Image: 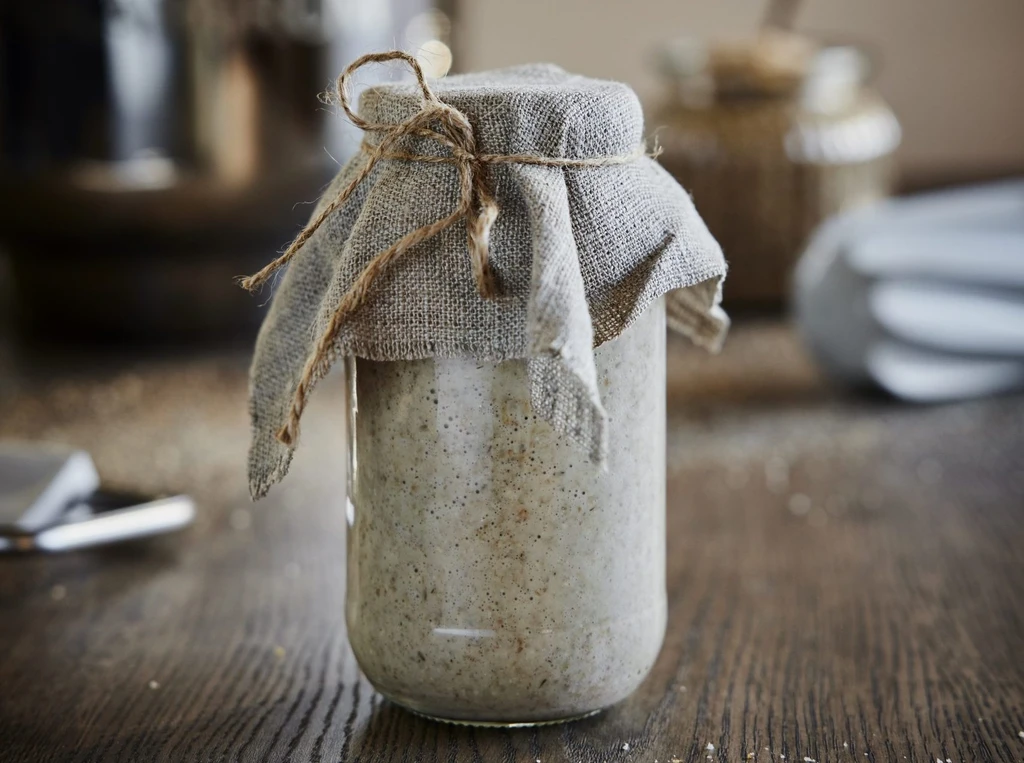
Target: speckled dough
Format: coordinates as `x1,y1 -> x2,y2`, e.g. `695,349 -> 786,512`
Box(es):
345,301 -> 667,724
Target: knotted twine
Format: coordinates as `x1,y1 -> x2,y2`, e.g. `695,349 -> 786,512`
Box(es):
241,51 -> 651,447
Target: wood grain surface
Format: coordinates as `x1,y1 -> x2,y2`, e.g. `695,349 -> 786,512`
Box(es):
0,324 -> 1022,763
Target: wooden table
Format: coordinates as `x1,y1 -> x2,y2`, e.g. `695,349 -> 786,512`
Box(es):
1,324 -> 1022,762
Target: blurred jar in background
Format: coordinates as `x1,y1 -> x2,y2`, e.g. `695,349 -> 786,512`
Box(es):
652,30 -> 901,309
0,0 -> 448,344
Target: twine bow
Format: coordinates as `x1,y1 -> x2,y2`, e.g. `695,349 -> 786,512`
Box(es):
241,50 -> 649,447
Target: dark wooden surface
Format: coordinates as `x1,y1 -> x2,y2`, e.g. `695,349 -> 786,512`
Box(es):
1,324 -> 1022,763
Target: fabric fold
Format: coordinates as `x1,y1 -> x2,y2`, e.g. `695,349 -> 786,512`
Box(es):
512,163 -> 607,463
247,157 -> 371,499
567,157 -> 729,351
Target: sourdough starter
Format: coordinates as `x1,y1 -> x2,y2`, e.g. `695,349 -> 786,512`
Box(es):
345,301 -> 667,724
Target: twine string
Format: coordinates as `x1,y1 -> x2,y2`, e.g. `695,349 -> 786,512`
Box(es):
240,50 -> 649,447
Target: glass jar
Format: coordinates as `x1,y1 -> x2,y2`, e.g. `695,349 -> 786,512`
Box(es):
652,37 -> 901,307
345,299 -> 667,725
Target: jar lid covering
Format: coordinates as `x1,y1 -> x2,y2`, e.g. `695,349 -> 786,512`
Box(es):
246,54 -> 728,499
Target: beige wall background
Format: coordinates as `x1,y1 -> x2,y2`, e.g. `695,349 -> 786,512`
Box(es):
457,0 -> 1024,179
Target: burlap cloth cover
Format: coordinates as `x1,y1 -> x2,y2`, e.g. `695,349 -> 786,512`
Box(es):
247,61 -> 728,499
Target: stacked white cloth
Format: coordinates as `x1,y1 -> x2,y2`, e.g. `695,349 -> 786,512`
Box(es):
794,180 -> 1024,401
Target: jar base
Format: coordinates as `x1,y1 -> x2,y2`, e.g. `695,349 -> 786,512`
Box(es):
398,702 -> 603,728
